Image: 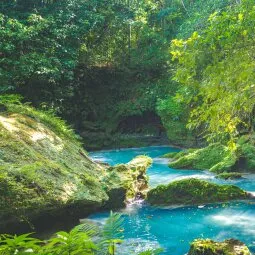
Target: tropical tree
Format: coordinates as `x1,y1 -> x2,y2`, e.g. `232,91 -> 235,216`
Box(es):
171,0 -> 255,145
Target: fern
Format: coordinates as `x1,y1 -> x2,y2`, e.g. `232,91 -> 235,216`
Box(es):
0,233 -> 42,255
98,211 -> 124,255
0,213 -> 163,255
42,224 -> 97,255
102,211 -> 124,240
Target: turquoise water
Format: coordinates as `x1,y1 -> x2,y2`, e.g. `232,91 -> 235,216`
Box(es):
89,146 -> 255,254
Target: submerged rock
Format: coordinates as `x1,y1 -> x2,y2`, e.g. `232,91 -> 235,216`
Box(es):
188,239 -> 251,255
0,102 -> 152,232
147,178 -> 249,206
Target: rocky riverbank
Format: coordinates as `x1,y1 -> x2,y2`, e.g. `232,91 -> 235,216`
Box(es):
0,101 -> 152,233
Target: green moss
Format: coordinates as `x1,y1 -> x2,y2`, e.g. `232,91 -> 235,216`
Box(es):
0,95 -> 79,143
0,105 -> 111,229
162,149 -> 196,160
210,152 -> 237,173
216,172 -> 243,180
239,141 -> 255,172
147,178 -> 248,206
162,152 -> 179,158
188,239 -> 251,255
128,155 -> 153,172
103,156 -> 152,208
166,136 -> 255,173
108,164 -> 129,172
168,143 -> 236,173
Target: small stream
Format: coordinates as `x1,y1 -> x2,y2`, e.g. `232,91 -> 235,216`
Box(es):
89,146 -> 255,255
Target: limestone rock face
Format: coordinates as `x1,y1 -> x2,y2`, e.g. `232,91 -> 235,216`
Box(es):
0,103 -> 152,232
147,178 -> 248,206
188,239 -> 251,255
103,156 -> 152,208
0,110 -> 108,232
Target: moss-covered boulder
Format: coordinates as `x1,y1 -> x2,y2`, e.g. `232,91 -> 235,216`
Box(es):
0,99 -> 152,232
188,239 -> 251,255
216,172 -> 243,180
147,179 -> 248,206
0,102 -> 109,231
167,136 -> 255,173
103,156 -> 152,208
168,143 -> 237,173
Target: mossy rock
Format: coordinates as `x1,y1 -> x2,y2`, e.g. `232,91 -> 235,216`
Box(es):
103,155 -> 152,208
168,137 -> 255,174
216,172 -> 243,180
168,143 -> 237,173
0,102 -> 153,232
147,178 -> 248,206
127,155 -> 153,172
162,149 -> 196,160
188,239 -> 251,255
0,107 -> 110,231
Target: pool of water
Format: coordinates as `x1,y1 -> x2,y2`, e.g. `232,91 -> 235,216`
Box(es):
89,146 -> 255,254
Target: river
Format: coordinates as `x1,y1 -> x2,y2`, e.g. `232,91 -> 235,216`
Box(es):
89,146 -> 255,254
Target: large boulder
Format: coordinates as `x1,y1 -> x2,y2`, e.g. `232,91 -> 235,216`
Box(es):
0,104 -> 108,232
0,101 -> 152,232
147,178 -> 249,206
188,239 -> 251,255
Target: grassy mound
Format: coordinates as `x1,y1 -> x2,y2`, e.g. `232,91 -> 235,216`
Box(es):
147,178 -> 248,206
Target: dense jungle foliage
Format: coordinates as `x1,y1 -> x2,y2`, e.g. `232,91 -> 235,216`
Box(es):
1,0 -> 255,254
3,0 -> 254,149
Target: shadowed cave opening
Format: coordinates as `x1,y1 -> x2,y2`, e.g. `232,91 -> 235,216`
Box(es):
117,111 -> 165,136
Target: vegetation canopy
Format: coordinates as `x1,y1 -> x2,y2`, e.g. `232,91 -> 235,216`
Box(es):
1,0 -> 255,254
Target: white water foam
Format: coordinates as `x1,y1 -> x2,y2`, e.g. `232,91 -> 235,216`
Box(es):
211,212 -> 255,235
153,157 -> 171,164
116,238 -> 161,255
249,191 -> 255,197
